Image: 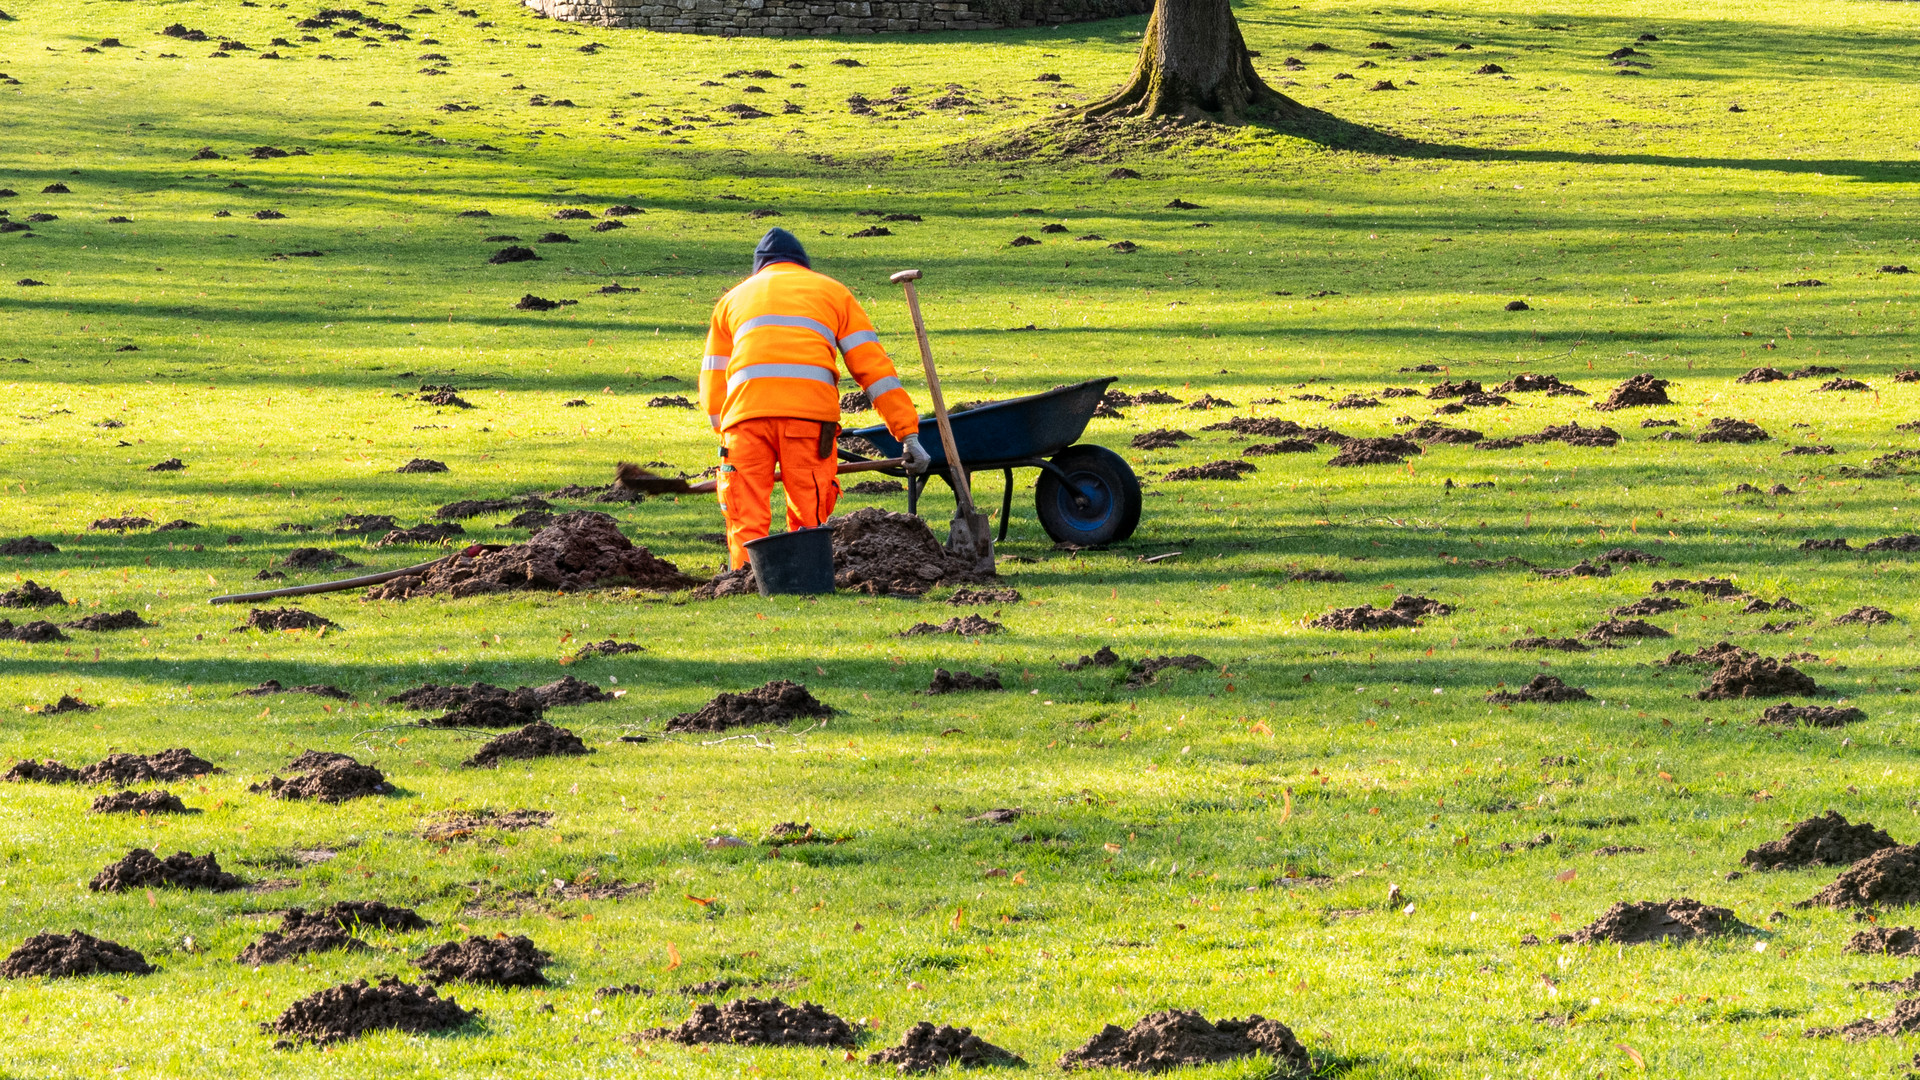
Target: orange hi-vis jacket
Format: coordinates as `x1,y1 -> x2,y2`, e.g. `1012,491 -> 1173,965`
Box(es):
699,262 -> 919,439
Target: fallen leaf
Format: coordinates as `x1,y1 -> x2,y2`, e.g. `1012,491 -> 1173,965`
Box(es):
686,894 -> 714,907
1554,869 -> 1577,883
665,942 -> 682,971
1617,1043 -> 1645,1069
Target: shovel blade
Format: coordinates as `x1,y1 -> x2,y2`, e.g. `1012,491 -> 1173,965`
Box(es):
946,512 -> 995,574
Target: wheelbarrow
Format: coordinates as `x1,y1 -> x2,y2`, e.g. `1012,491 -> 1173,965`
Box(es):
842,376 -> 1142,548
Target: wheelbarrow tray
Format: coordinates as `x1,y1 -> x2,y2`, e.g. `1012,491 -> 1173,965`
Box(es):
845,376 -> 1116,468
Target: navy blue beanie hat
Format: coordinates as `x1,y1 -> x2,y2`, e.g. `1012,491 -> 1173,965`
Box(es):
752,227 -> 811,273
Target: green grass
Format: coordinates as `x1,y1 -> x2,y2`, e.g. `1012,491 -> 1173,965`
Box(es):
4,0 -> 1920,1075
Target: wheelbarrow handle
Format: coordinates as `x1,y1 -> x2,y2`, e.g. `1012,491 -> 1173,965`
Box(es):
684,456 -> 904,495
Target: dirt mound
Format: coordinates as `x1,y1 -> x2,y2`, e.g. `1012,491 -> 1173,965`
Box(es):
0,618 -> 66,642
1865,536 -> 1920,553
1310,605 -> 1419,630
1697,417 -> 1770,444
419,808 -> 552,842
90,517 -> 156,531
64,610 -> 150,632
237,910 -> 371,965
1737,366 -> 1791,383
1848,926 -> 1920,956
1063,645 -> 1121,670
1509,637 -> 1589,651
397,458 -> 449,473
1613,596 -> 1688,616
641,997 -> 857,1047
236,607 -> 338,632
1806,997 -> 1920,1040
869,1022 -> 1026,1073
422,692 -> 546,729
1059,1010 -> 1309,1074
282,547 -> 357,570
1534,559 -> 1610,578
90,849 -> 244,892
806,508 -> 993,597
848,479 -> 903,495
1244,440 -> 1317,455
1663,642 -> 1754,667
530,675 -> 614,706
0,580 -> 64,606
1199,417 -> 1302,437
333,514 -> 398,536
1742,812 -> 1898,870
0,537 -> 61,555
1583,618 -> 1671,642
926,669 -> 1003,694
1164,460 -> 1255,480
366,511 -> 693,599
1129,428 -> 1191,450
1426,379 -> 1482,399
1801,845 -> 1920,909
948,586 -> 1019,605
5,759 -> 81,783
1494,373 -> 1586,395
1652,577 -> 1745,598
571,639 -> 644,660
1536,421 -> 1620,447
1405,421 -> 1483,445
1593,373 -> 1672,410
665,681 -> 833,734
1802,538 -> 1852,551
262,976 -> 477,1046
414,934 -> 549,986
376,524 -> 465,546
321,900 -> 429,931
79,749 -> 215,786
463,722 -> 590,768
1835,605 -> 1895,625
1328,393 -> 1380,410
1757,702 -> 1865,727
250,755 -> 392,802
900,615 -> 1003,636
1486,675 -> 1592,703
1,931 -> 154,978
1820,377 -> 1873,392
1553,898 -> 1750,944
236,680 -> 350,699
1126,655 -> 1214,688
388,682 -> 516,710
1697,655 -> 1820,700
91,789 -> 188,814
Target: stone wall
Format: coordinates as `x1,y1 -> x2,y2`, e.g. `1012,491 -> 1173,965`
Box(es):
522,0 -> 1151,37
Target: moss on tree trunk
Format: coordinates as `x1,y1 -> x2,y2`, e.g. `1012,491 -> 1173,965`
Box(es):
1084,0 -> 1304,124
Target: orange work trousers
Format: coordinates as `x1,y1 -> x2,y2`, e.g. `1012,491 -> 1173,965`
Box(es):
716,416 -> 841,571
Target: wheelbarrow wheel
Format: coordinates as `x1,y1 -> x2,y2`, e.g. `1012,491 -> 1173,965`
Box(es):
1034,445 -> 1140,546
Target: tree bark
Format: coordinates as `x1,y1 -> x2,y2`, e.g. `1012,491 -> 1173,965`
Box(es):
1083,0 -> 1302,124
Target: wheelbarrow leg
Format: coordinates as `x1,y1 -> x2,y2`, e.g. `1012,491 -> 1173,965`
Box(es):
998,468 -> 1013,542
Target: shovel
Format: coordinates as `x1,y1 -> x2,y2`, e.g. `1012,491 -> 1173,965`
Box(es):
889,268 -> 993,573
615,457 -> 904,496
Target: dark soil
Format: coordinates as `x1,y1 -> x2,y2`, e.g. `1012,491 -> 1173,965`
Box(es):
376,524 -> 465,546
1864,535 -> 1920,553
90,517 -> 156,531
42,695 -> 93,714
1757,702 -> 1866,727
423,692 -> 546,730
1599,546 -> 1667,563
848,479 -> 903,494
1509,637 -> 1589,651
235,607 -> 338,632
571,639 -> 644,660
237,909 -> 372,965
91,789 -> 189,814
1406,421 -> 1483,445
78,749 -> 215,786
1128,428 -> 1191,450
334,514 -> 398,536
1243,441 -> 1317,458
1804,998 -> 1920,1040
282,547 -> 359,571
900,615 -> 1004,636
1697,655 -> 1820,700
1494,373 -> 1586,395
1583,618 -> 1672,642
1,931 -> 154,978
463,722 -> 590,768
665,680 -> 833,733
1737,366 -> 1791,384
414,934 -> 550,986
1537,421 -> 1620,447
64,610 -> 150,632
261,976 -> 477,1046
236,680 -> 351,699
1288,569 -> 1348,583
1663,642 -> 1755,667
1802,846 -> 1920,909
1485,675 -> 1592,703
0,537 -> 61,555
0,619 -> 67,642
396,458 -> 450,473
1848,926 -> 1920,957
489,245 -> 539,263
317,900 -> 430,931
927,669 -> 1003,694
249,754 -> 392,802
948,586 -> 1020,605
1058,1010 -> 1310,1074
1063,645 -> 1121,670
1801,538 -> 1852,550
1697,417 -> 1770,443
419,808 -> 552,841
868,1022 -> 1027,1073
366,511 -> 693,599
1310,605 -> 1420,630
1652,577 -> 1746,598
1326,444 -> 1406,466
1552,898 -> 1751,944
1593,373 -> 1672,410
1534,559 -> 1610,578
1163,460 -> 1256,480
1125,655 -> 1214,688
1834,605 -> 1895,625
531,675 -> 614,706
640,997 -> 857,1047
90,848 -> 244,892
1426,379 -> 1483,399
1199,417 -> 1304,437
0,580 -> 64,606
1820,378 -> 1873,392
1613,596 -> 1688,616
1328,393 -> 1380,409
1742,812 -> 1898,870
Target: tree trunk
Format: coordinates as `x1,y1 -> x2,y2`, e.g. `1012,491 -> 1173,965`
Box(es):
1084,0 -> 1302,124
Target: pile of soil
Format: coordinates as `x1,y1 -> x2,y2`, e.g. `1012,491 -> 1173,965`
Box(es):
948,586 -> 1019,605
0,580 -> 64,606
261,976 -> 477,1046
250,753 -> 392,802
79,749 -> 215,786
1426,379 -> 1482,399
1583,618 -> 1671,642
366,512 -> 693,600
420,691 -> 546,729
376,524 -> 465,546
235,607 -> 338,632
848,480 -> 903,495
1,931 -> 154,978
1125,655 -> 1214,689
1652,577 -> 1746,598
1200,417 -> 1304,438
1697,418 -> 1770,444
1742,812 -> 1898,870
1129,429 -> 1191,450
1865,536 -> 1920,553
334,514 -> 398,536
1509,637 -> 1589,651
0,537 -> 62,555
0,618 -> 66,642
1820,377 -> 1873,392
1310,605 -> 1419,630
1757,702 -> 1865,727
236,681 -> 350,699
665,681 -> 833,734
1405,421 -> 1483,445
419,808 -> 552,842
1063,645 -> 1121,670
641,998 -> 857,1047
1849,926 -> 1920,956
1662,642 -> 1753,667
281,547 -> 357,571
1805,998 -> 1920,1040
927,669 -> 1003,694
237,909 -> 372,965
90,517 -> 156,531
813,508 -> 998,598
64,610 -> 150,632
91,790 -> 188,814
1696,655 -> 1820,700
532,675 -> 614,705
1534,559 -> 1610,579
571,639 -> 645,660
1388,595 -> 1452,617
42,695 -> 93,714
1328,394 -> 1380,409
1737,366 -> 1791,384
397,459 -> 449,473
317,900 -> 429,931
1835,606 -> 1895,625
1742,596 -> 1804,614
1593,373 -> 1672,411
1485,675 -> 1592,703
414,934 -> 550,986
1494,373 -> 1586,395
1613,596 -> 1688,616
90,849 -> 244,892
1802,538 -> 1852,551
1800,845 -> 1920,909
868,1022 -> 1026,1073
1163,460 -> 1255,480
1535,422 -> 1621,447
463,722 -> 590,768
900,615 -> 1003,636
436,497 -> 553,521
1552,898 -> 1750,944
1058,1010 -> 1309,1074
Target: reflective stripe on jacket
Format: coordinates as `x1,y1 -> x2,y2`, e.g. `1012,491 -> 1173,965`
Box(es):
698,262 -> 918,438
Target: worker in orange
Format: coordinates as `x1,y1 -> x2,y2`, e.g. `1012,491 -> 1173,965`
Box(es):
700,228 -> 931,570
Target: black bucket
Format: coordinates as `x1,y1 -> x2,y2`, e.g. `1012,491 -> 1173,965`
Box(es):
744,526 -> 835,597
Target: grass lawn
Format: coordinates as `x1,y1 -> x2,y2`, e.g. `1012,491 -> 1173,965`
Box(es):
3,0 -> 1920,1074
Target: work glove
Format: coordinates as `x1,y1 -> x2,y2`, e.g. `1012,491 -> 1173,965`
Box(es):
900,433 -> 932,475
